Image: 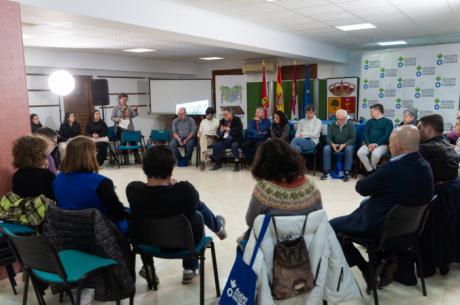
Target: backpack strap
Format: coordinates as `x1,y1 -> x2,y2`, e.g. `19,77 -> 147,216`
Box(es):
249,214 -> 271,268
271,216 -> 280,243
300,214 -> 308,236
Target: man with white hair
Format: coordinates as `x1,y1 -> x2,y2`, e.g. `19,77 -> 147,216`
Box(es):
170,107 -> 197,164
241,107 -> 270,165
321,109 -> 356,181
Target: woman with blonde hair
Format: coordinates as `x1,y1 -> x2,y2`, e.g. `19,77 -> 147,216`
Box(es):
53,136 -> 127,233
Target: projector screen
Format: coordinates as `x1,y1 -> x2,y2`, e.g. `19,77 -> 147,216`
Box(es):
150,79 -> 212,114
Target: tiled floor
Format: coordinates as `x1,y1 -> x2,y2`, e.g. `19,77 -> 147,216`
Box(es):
1,164 -> 459,305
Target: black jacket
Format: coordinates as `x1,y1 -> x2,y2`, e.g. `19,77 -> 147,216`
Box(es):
216,116 -> 244,143
419,135 -> 459,183
59,122 -> 81,142
86,120 -> 108,137
331,152 -> 434,237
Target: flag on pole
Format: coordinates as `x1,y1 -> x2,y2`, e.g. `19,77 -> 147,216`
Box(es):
261,62 -> 269,118
301,64 -> 312,119
291,63 -> 298,119
275,64 -> 284,112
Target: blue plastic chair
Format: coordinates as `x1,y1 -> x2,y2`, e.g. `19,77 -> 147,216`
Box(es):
2,228 -> 127,305
107,126 -> 120,167
300,145 -> 318,176
128,214 -> 220,305
146,129 -> 171,149
116,130 -> 144,168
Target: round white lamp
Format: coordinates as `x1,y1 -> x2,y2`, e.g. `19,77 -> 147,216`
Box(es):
48,70 -> 75,124
48,70 -> 75,96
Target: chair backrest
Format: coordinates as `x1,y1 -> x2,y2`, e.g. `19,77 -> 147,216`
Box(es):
4,231 -> 68,283
121,130 -> 142,144
128,214 -> 196,254
108,126 -> 117,140
150,129 -> 170,142
378,195 -> 437,249
354,123 -> 365,151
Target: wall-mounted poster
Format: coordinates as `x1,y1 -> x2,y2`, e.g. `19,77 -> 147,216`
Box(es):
215,75 -> 248,128
326,77 -> 359,119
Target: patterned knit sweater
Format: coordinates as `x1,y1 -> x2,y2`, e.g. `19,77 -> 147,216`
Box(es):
245,175 -> 323,231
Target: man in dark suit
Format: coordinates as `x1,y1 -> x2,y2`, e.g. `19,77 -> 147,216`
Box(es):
210,108 -> 244,172
330,125 -> 434,287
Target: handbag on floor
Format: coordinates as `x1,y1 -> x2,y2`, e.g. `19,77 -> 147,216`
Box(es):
271,215 -> 314,300
220,214 -> 271,305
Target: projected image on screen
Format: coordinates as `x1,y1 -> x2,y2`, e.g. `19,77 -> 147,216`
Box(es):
176,100 -> 209,115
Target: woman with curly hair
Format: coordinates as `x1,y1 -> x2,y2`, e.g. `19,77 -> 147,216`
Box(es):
244,138 -> 322,236
12,135 -> 56,199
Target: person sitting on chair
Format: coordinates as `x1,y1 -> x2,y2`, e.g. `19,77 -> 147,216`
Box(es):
321,109 -> 356,182
398,108 -> 418,126
446,118 -> 460,145
53,136 -> 128,233
126,145 -> 227,284
86,110 -> 109,166
290,104 -> 322,153
417,114 -> 459,183
210,108 -> 244,172
33,127 -> 59,174
170,107 -> 197,165
330,125 -> 434,291
242,107 -> 270,166
197,107 -> 219,171
30,113 -> 43,133
270,110 -> 290,142
12,135 -> 55,200
357,103 -> 393,175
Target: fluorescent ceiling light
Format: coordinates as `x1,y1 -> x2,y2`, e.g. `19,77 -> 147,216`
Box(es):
199,57 -> 224,61
377,40 -> 407,46
266,0 -> 277,2
22,34 -> 35,40
123,48 -> 155,53
335,23 -> 376,31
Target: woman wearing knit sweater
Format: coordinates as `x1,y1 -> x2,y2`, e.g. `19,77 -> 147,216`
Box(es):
244,138 -> 323,238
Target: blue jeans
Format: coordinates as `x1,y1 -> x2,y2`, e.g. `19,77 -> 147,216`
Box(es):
183,201 -> 222,270
323,144 -> 354,171
290,138 -> 316,153
212,138 -> 240,163
170,138 -> 195,161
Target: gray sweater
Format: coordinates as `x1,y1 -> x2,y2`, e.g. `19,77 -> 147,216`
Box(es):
111,104 -> 139,131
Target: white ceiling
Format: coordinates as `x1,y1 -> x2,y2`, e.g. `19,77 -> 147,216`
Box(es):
170,0 -> 460,49
19,0 -> 460,63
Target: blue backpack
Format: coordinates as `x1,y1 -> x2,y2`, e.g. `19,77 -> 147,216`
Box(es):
220,215 -> 271,305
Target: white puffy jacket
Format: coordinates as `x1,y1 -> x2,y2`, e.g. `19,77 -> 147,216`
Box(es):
243,210 -> 363,305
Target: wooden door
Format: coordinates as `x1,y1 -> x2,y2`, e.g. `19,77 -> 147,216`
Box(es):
63,75 -> 93,133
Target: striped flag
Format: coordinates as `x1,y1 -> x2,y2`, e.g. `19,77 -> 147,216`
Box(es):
301,64 -> 312,119
291,63 -> 298,119
261,62 -> 269,118
275,64 -> 284,112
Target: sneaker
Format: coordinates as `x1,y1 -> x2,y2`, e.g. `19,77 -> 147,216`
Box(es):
182,269 -> 198,285
210,163 -> 222,171
200,161 -> 205,172
215,215 -> 228,240
343,171 -> 350,182
139,266 -> 160,285
233,164 -> 240,172
320,171 -> 330,180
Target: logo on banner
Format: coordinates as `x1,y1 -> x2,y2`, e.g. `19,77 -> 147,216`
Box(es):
394,118 -> 401,126
435,75 -> 442,88
435,53 -> 457,65
380,68 -> 385,78
364,59 -> 381,70
362,98 -> 368,108
378,88 -> 384,98
416,65 -> 422,77
364,59 -> 369,70
395,98 -> 402,109
398,56 -> 404,68
434,98 -> 441,110
436,76 -> 457,87
397,77 -> 403,88
437,53 -> 444,65
363,79 -> 368,89
415,87 -> 421,98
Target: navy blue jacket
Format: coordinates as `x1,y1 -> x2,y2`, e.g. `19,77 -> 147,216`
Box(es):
246,118 -> 270,141
331,152 -> 434,237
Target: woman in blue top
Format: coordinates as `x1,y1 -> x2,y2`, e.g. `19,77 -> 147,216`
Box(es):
53,136 -> 127,233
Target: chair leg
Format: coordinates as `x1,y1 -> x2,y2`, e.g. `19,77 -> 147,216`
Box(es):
149,258 -> 158,291
59,292 -> 64,303
75,283 -> 83,305
108,269 -> 121,305
414,240 -> 427,296
5,264 -> 17,295
313,154 -> 317,176
209,242 -> 221,297
140,255 -> 153,290
199,255 -> 205,305
66,289 -> 75,305
368,253 -> 379,305
22,271 -> 29,305
30,277 -> 46,305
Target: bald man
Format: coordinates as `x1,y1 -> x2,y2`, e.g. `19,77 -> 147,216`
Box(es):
330,125 -> 434,290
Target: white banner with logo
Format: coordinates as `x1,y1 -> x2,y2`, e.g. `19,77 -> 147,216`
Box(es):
215,75 -> 248,128
359,43 -> 460,130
